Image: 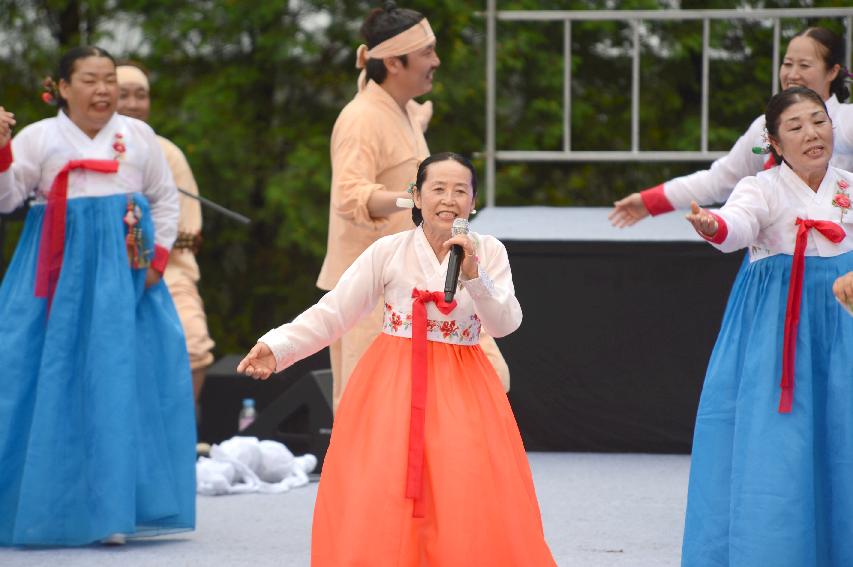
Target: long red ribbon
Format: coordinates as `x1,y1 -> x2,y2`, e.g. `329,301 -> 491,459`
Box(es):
407,288 -> 456,517
35,159 -> 119,308
779,218 -> 845,413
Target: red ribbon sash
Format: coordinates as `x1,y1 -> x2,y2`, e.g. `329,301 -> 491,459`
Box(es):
407,288 -> 456,517
779,218 -> 845,413
35,159 -> 119,308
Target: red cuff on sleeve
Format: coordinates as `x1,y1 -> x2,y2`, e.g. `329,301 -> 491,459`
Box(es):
699,212 -> 728,245
640,184 -> 675,216
151,245 -> 170,274
0,143 -> 12,173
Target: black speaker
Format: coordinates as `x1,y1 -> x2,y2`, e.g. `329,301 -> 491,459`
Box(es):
198,349 -> 331,449
242,369 -> 333,472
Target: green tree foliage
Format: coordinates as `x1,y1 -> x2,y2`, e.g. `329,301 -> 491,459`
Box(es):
0,0 -> 850,355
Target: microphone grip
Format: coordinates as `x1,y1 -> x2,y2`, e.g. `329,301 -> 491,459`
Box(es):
444,244 -> 464,303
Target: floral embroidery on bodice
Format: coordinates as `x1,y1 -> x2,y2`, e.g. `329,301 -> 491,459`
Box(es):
382,302 -> 481,345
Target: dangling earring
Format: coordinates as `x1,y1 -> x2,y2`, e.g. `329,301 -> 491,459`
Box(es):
470,208 -> 477,215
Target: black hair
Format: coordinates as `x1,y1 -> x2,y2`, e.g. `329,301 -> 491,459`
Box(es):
765,86 -> 828,165
411,152 -> 478,226
55,46 -> 115,109
361,1 -> 424,85
792,27 -> 849,103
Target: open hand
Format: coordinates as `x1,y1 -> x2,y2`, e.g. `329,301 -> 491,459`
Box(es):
0,106 -> 15,147
237,342 -> 276,380
685,201 -> 719,238
833,272 -> 853,315
608,193 -> 649,228
145,267 -> 162,288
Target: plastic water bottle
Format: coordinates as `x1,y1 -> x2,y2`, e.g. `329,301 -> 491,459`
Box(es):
238,398 -> 256,431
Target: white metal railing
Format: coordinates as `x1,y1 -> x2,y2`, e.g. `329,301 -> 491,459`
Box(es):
484,5 -> 853,207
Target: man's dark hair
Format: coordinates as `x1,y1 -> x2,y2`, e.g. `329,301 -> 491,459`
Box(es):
361,1 -> 425,85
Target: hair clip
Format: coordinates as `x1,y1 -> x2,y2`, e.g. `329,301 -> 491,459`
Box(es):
751,128 -> 771,155
41,77 -> 58,106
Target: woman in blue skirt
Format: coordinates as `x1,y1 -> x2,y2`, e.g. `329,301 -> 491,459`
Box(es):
683,86 -> 853,566
0,46 -> 195,546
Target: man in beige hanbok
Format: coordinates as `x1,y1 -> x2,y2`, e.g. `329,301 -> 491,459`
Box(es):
320,6 -> 509,411
117,64 -> 215,404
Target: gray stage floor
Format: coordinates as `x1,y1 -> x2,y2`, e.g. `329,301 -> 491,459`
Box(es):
0,452 -> 690,567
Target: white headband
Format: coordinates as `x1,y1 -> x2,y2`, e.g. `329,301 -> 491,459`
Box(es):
355,18 -> 435,91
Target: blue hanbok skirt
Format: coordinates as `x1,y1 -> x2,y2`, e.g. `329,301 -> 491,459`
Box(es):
0,193 -> 196,546
682,251 -> 853,567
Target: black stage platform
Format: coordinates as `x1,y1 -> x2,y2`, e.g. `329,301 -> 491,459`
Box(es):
470,207 -> 743,453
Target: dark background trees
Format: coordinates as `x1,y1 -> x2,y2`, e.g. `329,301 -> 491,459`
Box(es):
1,0 -> 849,355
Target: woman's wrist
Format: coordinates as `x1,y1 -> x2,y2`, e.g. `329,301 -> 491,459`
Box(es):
460,254 -> 479,281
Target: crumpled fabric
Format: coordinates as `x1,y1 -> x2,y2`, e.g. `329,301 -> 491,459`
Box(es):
196,436 -> 317,496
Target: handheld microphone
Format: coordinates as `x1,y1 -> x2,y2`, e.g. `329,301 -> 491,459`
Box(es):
444,218 -> 469,303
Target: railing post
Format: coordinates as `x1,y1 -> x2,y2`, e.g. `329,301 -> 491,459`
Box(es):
631,20 -> 640,153
564,19 -> 572,152
772,19 -> 780,95
486,0 -> 497,208
701,18 -> 709,153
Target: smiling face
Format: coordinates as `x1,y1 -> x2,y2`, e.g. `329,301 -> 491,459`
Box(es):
58,56 -> 117,137
117,81 -> 150,122
769,98 -> 834,178
387,42 -> 440,99
414,159 -> 475,234
780,35 -> 840,101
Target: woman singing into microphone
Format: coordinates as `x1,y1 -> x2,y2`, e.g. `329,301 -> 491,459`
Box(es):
238,152 -> 556,566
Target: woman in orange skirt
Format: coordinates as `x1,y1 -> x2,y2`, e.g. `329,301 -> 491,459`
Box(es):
239,152 -> 556,566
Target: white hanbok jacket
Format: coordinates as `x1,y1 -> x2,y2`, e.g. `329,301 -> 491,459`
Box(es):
0,110 -> 179,263
704,164 -> 853,259
259,226 -> 522,373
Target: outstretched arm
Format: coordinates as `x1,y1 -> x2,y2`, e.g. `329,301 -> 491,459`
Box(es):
237,343 -> 277,380
685,173 -> 769,253
238,239 -> 387,378
685,201 -> 721,239
610,115 -> 769,228
609,192 -> 650,228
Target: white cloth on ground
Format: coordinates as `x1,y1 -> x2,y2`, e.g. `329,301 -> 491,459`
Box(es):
196,436 -> 317,496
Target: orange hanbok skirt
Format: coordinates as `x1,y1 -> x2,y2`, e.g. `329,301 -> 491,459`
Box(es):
311,333 -> 557,566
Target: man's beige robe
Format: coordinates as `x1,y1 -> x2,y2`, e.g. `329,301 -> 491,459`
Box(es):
318,82 -> 509,412
158,136 -> 215,371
